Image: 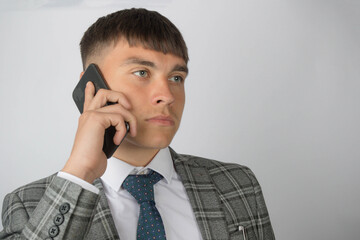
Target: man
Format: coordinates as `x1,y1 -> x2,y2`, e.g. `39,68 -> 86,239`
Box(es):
0,8 -> 275,240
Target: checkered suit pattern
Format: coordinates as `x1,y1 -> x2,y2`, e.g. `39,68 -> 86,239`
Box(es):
0,148 -> 275,239
170,149 -> 275,240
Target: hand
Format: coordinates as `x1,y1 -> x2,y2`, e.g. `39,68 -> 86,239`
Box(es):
62,81 -> 137,183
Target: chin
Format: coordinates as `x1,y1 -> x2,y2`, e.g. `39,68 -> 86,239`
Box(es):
125,132 -> 175,149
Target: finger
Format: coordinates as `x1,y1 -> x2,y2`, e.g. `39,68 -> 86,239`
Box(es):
98,112 -> 134,144
95,104 -> 137,137
84,81 -> 95,112
87,89 -> 131,111
113,126 -> 127,145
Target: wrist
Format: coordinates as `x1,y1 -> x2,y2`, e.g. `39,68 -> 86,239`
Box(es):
61,165 -> 96,184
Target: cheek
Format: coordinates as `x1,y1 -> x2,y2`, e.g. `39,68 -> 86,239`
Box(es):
129,88 -> 147,103
111,80 -> 146,105
127,88 -> 149,115
175,91 -> 185,110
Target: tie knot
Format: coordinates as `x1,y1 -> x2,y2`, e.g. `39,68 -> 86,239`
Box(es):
122,170 -> 163,204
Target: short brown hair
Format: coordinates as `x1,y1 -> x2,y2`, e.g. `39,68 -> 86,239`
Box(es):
80,8 -> 189,69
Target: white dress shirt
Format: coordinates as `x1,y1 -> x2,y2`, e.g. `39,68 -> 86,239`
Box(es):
58,147 -> 203,240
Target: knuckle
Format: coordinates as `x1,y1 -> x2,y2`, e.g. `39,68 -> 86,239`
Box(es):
97,88 -> 106,96
95,89 -> 106,99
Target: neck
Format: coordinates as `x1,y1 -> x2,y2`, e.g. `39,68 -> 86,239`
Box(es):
113,141 -> 161,167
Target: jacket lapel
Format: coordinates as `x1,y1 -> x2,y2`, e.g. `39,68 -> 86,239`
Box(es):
170,148 -> 229,240
84,149 -> 230,240
85,179 -> 120,240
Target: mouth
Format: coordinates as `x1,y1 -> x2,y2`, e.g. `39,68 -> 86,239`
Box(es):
146,115 -> 175,126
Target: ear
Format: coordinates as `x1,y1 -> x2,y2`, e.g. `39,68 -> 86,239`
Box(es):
79,71 -> 84,79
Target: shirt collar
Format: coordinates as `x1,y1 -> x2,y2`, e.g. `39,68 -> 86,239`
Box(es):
101,147 -> 174,192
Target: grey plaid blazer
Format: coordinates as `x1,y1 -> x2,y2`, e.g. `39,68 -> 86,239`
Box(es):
0,148 -> 275,240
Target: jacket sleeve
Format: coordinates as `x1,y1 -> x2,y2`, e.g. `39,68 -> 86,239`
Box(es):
0,176 -> 100,240
246,168 -> 276,240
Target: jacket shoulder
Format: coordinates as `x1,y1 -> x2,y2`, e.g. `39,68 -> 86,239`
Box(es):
170,148 -> 257,185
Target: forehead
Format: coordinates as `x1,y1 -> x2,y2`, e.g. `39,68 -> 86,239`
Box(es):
88,38 -> 187,69
101,39 -> 187,68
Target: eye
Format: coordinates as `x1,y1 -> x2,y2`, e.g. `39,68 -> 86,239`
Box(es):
169,75 -> 184,83
133,70 -> 148,78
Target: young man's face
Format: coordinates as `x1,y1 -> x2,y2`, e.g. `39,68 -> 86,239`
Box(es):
93,39 -> 187,150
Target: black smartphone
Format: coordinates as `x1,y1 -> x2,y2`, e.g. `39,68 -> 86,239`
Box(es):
72,63 -> 130,158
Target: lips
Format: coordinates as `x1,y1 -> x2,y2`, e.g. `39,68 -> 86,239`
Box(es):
146,115 -> 175,126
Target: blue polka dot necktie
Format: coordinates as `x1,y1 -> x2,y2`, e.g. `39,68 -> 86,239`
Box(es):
122,170 -> 167,240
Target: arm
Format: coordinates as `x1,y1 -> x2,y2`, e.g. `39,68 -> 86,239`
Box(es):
1,81 -> 136,239
0,176 -> 99,240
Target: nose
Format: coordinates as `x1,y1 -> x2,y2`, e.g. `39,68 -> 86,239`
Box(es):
151,78 -> 175,106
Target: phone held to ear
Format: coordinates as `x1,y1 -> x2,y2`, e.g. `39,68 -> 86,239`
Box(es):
72,63 -> 130,158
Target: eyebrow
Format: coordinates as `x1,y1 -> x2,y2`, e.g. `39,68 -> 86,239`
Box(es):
122,57 -> 188,75
172,64 -> 189,75
122,58 -> 155,68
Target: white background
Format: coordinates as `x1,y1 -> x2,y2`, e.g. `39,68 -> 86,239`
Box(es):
1,0 -> 359,239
